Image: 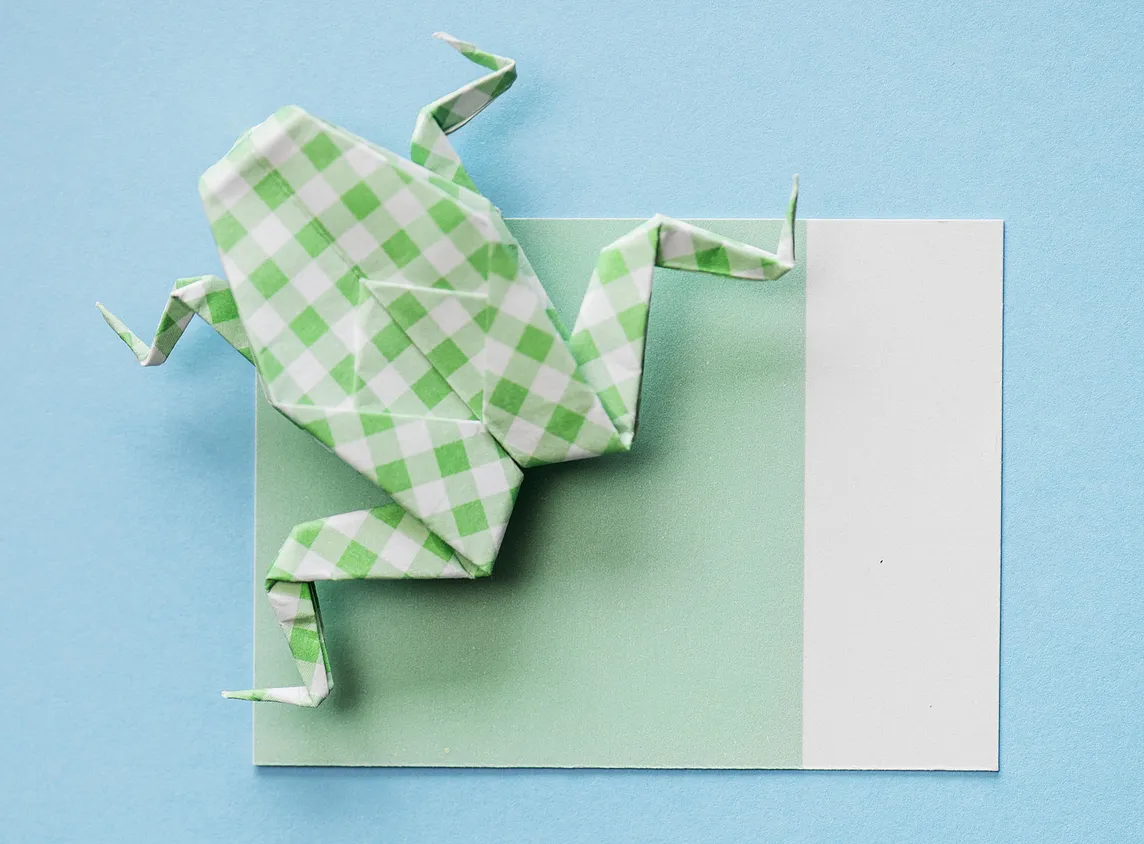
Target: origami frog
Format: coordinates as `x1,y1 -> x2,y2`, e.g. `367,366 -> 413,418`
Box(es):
98,33 -> 799,707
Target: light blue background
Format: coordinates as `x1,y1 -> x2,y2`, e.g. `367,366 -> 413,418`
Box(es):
2,0 -> 1141,840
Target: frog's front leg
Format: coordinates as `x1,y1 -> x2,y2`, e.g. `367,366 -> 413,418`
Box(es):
567,178 -> 799,446
96,274 -> 253,366
409,32 -> 517,191
223,503 -> 475,706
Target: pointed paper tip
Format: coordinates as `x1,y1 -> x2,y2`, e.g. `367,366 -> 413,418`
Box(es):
96,302 -> 126,333
96,302 -> 118,327
432,31 -> 472,55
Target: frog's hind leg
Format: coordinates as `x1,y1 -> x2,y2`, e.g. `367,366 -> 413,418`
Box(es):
96,274 -> 253,366
409,32 -> 517,191
223,503 -> 474,707
567,178 -> 799,447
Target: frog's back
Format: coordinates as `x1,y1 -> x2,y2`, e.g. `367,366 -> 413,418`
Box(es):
198,106 -> 499,418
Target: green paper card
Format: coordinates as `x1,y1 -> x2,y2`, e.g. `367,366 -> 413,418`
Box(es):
254,219 -> 805,767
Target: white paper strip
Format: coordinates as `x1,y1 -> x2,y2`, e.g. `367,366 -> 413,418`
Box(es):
801,220 -> 1002,771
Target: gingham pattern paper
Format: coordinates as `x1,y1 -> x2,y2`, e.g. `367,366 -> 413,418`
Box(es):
233,503 -> 472,706
97,275 -> 252,366
99,32 -> 798,707
570,197 -> 798,441
410,33 -> 517,192
280,404 -> 520,571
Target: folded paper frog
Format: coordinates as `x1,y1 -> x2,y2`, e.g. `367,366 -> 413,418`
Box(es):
98,33 -> 799,706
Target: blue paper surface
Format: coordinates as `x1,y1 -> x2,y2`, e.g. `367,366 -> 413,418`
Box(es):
2,0 -> 1143,841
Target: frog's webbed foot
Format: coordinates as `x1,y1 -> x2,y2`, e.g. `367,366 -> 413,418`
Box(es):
408,33 -> 517,191
566,178 -> 799,446
225,503 -> 474,707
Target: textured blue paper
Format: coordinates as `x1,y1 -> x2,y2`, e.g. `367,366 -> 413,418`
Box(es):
3,0 -> 1143,841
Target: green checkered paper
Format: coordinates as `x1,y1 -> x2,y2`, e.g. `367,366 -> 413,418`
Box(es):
98,32 -> 799,707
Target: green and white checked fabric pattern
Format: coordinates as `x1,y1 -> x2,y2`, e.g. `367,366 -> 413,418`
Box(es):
99,32 -> 798,707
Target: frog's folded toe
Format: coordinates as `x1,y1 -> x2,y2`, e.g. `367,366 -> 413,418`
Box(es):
222,686 -> 325,707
